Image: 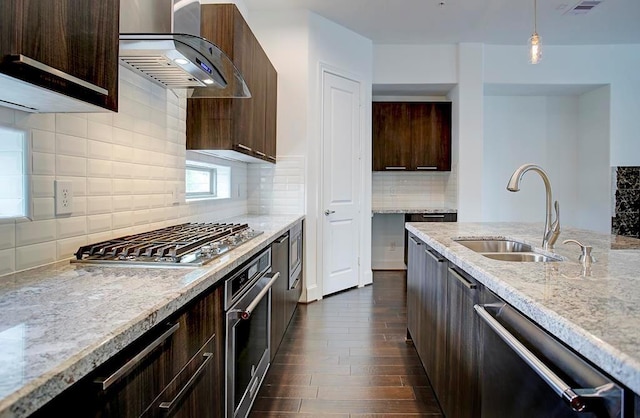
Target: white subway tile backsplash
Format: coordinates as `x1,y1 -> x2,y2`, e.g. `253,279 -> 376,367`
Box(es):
112,211 -> 133,229
15,112 -> 55,132
32,130 -> 56,153
87,140 -> 113,160
56,235 -> 87,260
56,114 -> 88,138
57,216 -> 87,239
87,231 -> 113,244
56,155 -> 86,177
32,198 -> 55,220
16,219 -> 56,246
87,214 -> 111,234
112,195 -> 132,212
112,144 -> 133,162
0,249 -> 15,275
57,177 -> 86,197
112,179 -> 133,195
31,176 -> 54,198
133,195 -> 150,210
112,126 -> 133,145
56,133 -> 87,157
87,178 -> 112,196
112,162 -> 134,179
71,197 -> 87,217
87,121 -> 113,143
87,112 -> 113,125
32,152 -> 56,175
133,209 -> 150,225
87,159 -> 112,178
87,196 -> 112,215
0,224 -> 15,250
16,242 -> 56,271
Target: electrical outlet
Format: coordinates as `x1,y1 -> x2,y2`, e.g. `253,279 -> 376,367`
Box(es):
55,180 -> 73,215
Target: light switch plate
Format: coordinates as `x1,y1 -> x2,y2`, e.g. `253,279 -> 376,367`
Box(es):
55,180 -> 73,215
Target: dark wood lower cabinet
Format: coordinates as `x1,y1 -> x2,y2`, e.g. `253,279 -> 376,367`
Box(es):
32,285 -> 224,418
406,239 -> 482,418
270,233 -> 290,360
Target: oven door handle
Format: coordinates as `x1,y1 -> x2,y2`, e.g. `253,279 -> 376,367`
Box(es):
475,304 -> 619,414
234,272 -> 279,320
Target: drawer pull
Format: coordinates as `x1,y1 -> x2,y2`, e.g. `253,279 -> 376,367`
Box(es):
95,322 -> 180,390
267,156 -> 277,161
416,166 -> 438,170
448,267 -> 477,290
409,236 -> 422,246
11,54 -> 109,96
385,166 -> 407,170
422,214 -> 445,219
158,351 -> 215,411
426,249 -> 445,263
255,151 -> 266,157
237,144 -> 252,152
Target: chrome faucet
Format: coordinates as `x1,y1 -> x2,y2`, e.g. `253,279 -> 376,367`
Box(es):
506,164 -> 561,250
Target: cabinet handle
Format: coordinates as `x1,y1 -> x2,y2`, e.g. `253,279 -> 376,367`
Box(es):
255,151 -> 266,157
267,156 -> 277,161
274,235 -> 289,244
233,272 -> 279,320
422,214 -> 445,219
426,249 -> 445,263
158,351 -> 215,411
385,166 -> 407,170
237,144 -> 252,152
416,166 -> 438,170
448,267 -> 477,290
11,54 -> 109,96
95,322 -> 180,390
474,304 -> 597,413
408,236 -> 422,246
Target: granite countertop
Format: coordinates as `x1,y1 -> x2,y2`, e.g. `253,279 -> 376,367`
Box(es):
372,207 -> 458,214
406,221 -> 640,395
0,214 -> 304,418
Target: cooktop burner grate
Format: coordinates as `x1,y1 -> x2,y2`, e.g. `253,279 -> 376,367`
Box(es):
73,223 -> 263,267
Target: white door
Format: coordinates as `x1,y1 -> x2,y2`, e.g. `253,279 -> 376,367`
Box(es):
321,70 -> 361,296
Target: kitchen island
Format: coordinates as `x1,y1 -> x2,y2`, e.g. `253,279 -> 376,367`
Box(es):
0,214 -> 304,418
406,221 -> 640,397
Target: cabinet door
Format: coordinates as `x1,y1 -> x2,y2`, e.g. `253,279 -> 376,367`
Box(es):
270,235 -> 289,360
0,0 -> 119,111
442,266 -> 481,418
264,60 -> 278,162
421,247 -> 448,401
372,102 -> 412,171
406,233 -> 424,345
412,102 -> 452,171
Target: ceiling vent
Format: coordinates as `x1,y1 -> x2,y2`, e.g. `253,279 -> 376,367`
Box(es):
564,0 -> 604,15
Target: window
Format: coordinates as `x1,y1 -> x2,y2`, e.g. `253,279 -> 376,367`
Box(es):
186,165 -> 217,198
185,160 -> 231,201
0,127 -> 28,219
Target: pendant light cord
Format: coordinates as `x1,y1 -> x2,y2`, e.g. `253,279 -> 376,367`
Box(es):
534,0 -> 538,33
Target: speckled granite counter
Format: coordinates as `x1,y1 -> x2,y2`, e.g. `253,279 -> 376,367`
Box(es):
0,214 -> 304,418
406,221 -> 640,395
372,207 -> 457,214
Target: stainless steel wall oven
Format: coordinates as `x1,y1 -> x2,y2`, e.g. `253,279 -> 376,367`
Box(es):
224,247 -> 279,418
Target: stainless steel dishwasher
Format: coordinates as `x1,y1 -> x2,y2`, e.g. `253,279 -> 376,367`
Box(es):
475,295 -> 626,417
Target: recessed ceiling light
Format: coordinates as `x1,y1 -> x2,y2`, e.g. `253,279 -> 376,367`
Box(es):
174,58 -> 189,65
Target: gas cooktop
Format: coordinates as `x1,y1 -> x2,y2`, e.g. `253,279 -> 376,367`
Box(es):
73,222 -> 263,267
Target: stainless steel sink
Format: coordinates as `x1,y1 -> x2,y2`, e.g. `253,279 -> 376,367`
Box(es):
454,238 -> 562,262
455,239 -> 532,253
481,252 -> 561,262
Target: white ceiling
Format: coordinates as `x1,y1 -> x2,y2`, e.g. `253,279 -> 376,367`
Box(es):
244,0 -> 640,45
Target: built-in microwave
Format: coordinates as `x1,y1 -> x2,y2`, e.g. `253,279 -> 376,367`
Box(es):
288,221 -> 302,289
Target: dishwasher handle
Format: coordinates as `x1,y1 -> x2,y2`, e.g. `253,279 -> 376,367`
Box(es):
475,303 -> 612,414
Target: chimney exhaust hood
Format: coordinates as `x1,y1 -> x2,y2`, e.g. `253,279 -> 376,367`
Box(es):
119,0 -> 250,98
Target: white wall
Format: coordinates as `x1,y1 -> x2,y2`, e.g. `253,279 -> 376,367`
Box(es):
577,86 -> 611,233
0,67 -> 250,277
250,10 -> 373,301
371,214 -> 405,269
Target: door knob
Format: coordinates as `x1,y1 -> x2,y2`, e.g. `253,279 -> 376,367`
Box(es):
324,210 -> 335,216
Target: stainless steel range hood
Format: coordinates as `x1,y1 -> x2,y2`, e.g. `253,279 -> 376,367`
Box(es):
119,0 -> 250,98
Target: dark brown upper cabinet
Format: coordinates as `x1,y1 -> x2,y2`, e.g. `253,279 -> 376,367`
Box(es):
0,0 -> 119,113
373,101 -> 451,171
186,4 -> 278,164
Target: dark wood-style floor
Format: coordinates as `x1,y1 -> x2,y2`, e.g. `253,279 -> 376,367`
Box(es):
250,270 -> 444,417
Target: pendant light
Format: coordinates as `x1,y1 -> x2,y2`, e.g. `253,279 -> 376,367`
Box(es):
529,0 -> 542,64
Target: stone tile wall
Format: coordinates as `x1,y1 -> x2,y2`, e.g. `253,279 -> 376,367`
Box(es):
612,167 -> 640,237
